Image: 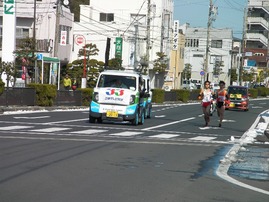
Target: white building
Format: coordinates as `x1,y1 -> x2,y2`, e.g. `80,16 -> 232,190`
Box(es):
0,0 -> 74,87
183,27 -> 233,85
0,0 -> 73,62
72,0 -> 174,88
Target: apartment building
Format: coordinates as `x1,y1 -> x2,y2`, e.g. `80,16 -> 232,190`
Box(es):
72,0 -> 174,88
244,0 -> 269,72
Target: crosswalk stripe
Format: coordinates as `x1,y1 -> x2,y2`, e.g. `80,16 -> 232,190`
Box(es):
149,134 -> 180,139
0,126 -> 34,130
109,131 -> 144,137
189,136 -> 217,141
29,127 -> 70,132
70,129 -> 108,134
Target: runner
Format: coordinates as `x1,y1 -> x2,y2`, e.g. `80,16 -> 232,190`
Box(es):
216,80 -> 228,127
198,81 -> 214,127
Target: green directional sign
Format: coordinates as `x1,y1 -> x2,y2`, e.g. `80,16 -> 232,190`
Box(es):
115,37 -> 123,59
4,0 -> 15,15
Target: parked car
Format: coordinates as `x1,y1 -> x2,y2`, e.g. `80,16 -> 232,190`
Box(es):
225,86 -> 249,111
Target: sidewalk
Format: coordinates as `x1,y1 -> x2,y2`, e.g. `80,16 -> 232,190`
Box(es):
217,109 -> 269,195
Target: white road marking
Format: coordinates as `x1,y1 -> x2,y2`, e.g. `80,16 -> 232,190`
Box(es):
149,134 -> 180,139
70,129 -> 108,134
109,131 -> 143,137
142,117 -> 195,131
13,116 -> 50,119
30,127 -> 71,133
189,136 -> 216,141
0,126 -> 34,130
43,118 -> 88,124
155,115 -> 166,118
199,126 -> 221,130
222,119 -> 235,122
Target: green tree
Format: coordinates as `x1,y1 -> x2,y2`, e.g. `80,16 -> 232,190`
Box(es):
106,58 -> 124,70
0,61 -> 17,88
13,37 -> 37,83
153,52 -> 168,73
183,63 -> 192,80
230,69 -> 237,84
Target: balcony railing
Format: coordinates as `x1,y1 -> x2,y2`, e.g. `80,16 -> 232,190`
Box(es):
246,32 -> 268,46
248,17 -> 269,30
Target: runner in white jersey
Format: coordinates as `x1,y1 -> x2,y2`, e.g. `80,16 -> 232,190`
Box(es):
198,81 -> 214,127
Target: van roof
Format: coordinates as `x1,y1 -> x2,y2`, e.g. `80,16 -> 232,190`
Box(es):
100,70 -> 140,77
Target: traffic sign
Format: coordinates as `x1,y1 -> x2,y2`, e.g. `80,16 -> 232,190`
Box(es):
75,35 -> 85,46
200,71 -> 205,76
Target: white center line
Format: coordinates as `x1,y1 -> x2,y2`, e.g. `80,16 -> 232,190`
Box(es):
142,117 -> 195,131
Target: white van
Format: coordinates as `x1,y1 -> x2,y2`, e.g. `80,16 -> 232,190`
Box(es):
89,70 -> 146,125
142,75 -> 152,118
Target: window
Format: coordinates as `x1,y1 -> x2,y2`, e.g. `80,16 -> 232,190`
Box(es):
211,40 -> 222,48
100,13 -> 114,22
185,38 -> 199,47
193,54 -> 203,57
16,28 -> 29,38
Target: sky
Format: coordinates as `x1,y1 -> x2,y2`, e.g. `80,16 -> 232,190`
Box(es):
174,0 -> 248,39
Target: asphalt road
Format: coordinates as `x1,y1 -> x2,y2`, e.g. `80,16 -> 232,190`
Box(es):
0,99 -> 268,202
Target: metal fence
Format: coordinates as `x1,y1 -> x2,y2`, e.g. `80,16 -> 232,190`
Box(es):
0,88 -> 36,106
0,88 -> 82,106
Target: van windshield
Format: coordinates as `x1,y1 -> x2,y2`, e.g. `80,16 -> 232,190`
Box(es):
228,87 -> 247,95
97,75 -> 137,90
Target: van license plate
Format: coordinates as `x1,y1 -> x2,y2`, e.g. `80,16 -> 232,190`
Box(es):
230,102 -> 235,107
106,111 -> 118,118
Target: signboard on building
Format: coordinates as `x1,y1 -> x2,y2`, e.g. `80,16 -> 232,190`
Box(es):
75,35 -> 86,46
173,20 -> 179,50
115,37 -> 123,59
60,31 -> 67,46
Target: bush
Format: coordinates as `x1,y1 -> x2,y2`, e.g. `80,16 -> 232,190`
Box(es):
248,88 -> 258,98
28,84 -> 57,106
172,89 -> 190,103
0,79 -> 5,95
152,89 -> 165,103
78,88 -> 93,106
256,87 -> 269,97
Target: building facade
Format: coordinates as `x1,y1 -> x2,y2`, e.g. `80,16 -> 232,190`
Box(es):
0,0 -> 73,62
72,0 -> 174,88
244,0 -> 269,73
0,0 -> 74,87
183,27 -> 233,85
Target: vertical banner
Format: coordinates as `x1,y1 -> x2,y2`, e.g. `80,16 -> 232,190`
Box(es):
173,20 -> 179,50
60,31 -> 67,46
115,37 -> 123,59
2,0 -> 16,62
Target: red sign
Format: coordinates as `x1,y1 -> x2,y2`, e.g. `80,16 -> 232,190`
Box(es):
75,35 -> 85,45
21,74 -> 26,80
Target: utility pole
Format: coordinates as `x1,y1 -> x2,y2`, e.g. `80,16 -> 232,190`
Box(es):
240,7 -> 248,86
134,23 -> 138,70
146,0 -> 151,75
54,0 -> 61,58
33,0 -> 37,83
205,0 -> 213,81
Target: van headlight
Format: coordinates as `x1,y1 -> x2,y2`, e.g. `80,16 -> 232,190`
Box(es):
129,95 -> 135,104
93,92 -> 99,102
